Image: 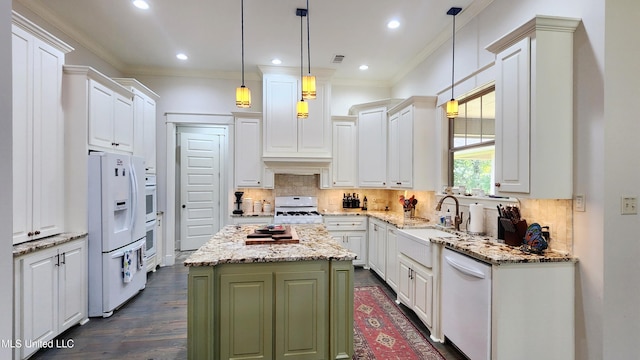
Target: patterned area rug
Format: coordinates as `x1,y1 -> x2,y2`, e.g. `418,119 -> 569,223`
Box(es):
353,286 -> 445,360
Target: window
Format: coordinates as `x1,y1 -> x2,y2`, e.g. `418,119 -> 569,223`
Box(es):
448,87 -> 495,194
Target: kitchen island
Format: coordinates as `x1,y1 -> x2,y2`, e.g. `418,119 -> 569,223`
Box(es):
184,224 -> 356,360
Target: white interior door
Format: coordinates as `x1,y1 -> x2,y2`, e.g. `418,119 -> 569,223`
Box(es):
179,132 -> 222,250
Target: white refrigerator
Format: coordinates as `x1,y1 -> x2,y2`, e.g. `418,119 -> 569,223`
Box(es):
88,151 -> 146,317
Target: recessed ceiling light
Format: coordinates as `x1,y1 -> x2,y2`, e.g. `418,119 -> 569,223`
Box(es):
359,65 -> 369,70
176,53 -> 188,60
387,20 -> 400,29
132,0 -> 150,10
271,58 -> 282,65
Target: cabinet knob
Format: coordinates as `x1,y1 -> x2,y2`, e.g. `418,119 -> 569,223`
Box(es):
182,204 -> 186,208
495,182 -> 501,187
383,182 -> 386,185
397,182 -> 402,185
112,142 -> 117,146
257,181 -> 260,184
28,231 -> 34,237
34,230 -> 41,235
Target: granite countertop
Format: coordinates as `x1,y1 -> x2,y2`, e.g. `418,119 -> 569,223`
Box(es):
324,210 -> 431,229
427,230 -> 577,265
184,224 -> 357,267
13,232 -> 88,257
230,213 -> 274,218
326,211 -> 576,265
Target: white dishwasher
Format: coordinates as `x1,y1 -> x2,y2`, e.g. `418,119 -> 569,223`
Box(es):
441,248 -> 492,360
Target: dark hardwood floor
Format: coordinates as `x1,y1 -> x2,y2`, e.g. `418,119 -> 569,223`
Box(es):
30,252 -> 467,360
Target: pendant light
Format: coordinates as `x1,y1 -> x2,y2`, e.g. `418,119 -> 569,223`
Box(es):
446,7 -> 462,119
235,0 -> 251,108
296,8 -> 309,118
302,0 -> 316,100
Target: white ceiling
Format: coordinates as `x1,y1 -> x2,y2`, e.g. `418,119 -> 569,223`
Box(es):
17,0 -> 484,84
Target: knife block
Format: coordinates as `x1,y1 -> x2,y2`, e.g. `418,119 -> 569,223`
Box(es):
498,218 -> 528,246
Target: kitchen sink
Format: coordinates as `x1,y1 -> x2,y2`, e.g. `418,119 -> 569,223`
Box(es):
398,228 -> 457,241
397,228 -> 458,268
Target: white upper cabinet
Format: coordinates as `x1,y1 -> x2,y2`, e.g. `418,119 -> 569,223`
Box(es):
63,66 -> 135,232
234,112 -> 264,187
350,99 -> 402,188
387,97 -> 438,190
331,116 -> 358,187
487,16 -> 580,199
64,66 -> 135,156
114,78 -> 160,173
86,78 -> 134,152
357,106 -> 388,188
12,12 -> 73,244
64,66 -> 135,155
259,66 -> 333,160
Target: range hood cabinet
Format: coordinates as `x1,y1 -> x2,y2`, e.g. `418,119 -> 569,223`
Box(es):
263,156 -> 331,176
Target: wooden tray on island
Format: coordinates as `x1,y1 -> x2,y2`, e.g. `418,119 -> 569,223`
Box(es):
246,226 -> 300,245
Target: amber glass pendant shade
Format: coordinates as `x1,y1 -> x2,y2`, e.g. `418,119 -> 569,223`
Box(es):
236,85 -> 251,108
446,99 -> 459,119
297,100 -> 309,119
302,75 -> 316,100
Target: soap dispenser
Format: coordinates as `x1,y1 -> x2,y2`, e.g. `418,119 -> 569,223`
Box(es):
445,209 -> 452,227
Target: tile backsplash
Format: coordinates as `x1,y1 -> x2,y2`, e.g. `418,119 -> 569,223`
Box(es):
236,174 -> 573,254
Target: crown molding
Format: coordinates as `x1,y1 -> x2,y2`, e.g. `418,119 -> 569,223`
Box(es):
12,10 -> 74,53
390,0 -> 495,85
485,15 -> 581,54
16,0 -> 126,71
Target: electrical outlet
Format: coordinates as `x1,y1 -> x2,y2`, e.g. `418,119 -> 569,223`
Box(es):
574,194 -> 585,212
621,196 -> 638,215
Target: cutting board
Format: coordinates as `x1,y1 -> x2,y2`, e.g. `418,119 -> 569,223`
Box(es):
246,227 -> 300,245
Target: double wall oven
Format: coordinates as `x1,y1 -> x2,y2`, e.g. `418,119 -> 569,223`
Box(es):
145,175 -> 157,271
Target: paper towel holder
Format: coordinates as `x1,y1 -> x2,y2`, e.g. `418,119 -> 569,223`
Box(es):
467,202 -> 485,235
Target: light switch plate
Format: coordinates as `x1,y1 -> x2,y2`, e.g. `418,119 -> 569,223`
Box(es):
574,194 -> 585,212
621,196 -> 638,215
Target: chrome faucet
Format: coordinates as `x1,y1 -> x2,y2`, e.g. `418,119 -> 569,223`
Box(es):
435,195 -> 461,231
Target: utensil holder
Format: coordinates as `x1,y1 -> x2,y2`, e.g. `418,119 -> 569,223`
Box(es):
498,217 -> 528,246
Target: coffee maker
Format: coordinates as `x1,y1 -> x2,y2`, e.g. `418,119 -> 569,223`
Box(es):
233,191 -> 244,214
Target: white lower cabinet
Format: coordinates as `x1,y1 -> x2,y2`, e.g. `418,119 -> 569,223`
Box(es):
367,217 -> 387,278
397,253 -> 433,329
434,243 -> 575,360
324,215 -> 367,267
385,225 -> 399,292
14,237 -> 88,360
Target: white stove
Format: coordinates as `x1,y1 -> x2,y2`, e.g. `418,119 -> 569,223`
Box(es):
273,196 -> 323,224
